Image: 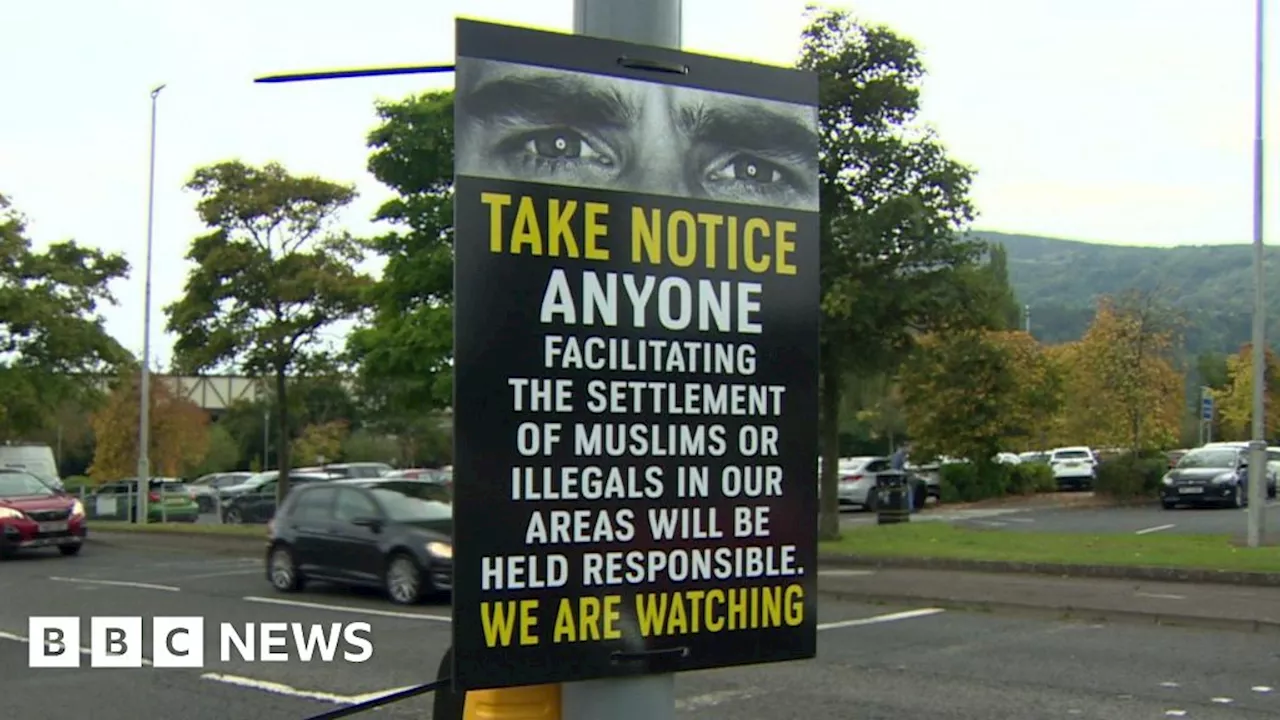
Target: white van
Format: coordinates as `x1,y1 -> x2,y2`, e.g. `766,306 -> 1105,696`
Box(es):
0,443 -> 62,490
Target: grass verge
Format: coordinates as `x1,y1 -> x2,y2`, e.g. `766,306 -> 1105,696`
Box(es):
820,523 -> 1280,573
92,521 -> 265,537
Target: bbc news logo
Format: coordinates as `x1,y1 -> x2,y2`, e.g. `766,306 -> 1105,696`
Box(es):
28,616 -> 374,668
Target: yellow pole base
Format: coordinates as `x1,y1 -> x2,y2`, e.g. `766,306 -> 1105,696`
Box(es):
463,684 -> 562,720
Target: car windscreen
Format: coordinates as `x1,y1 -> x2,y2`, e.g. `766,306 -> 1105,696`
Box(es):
1177,450 -> 1239,469
369,486 -> 453,521
0,472 -> 57,497
1053,451 -> 1090,460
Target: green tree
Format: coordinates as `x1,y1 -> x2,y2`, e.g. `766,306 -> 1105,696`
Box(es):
164,161 -> 371,503
0,193 -> 131,438
347,91 -> 455,430
800,7 -> 983,540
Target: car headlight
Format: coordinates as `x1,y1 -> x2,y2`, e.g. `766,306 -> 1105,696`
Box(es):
70,500 -> 85,517
426,541 -> 453,559
0,507 -> 24,520
1161,475 -> 1174,485
1214,473 -> 1237,484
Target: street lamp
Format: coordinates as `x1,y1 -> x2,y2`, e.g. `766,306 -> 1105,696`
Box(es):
1247,0 -> 1267,548
137,83 -> 165,524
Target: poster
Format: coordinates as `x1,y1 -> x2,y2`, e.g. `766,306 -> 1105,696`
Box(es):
452,18 -> 820,691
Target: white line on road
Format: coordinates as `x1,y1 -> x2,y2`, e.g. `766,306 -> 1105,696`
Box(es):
48,576 -> 180,592
677,689 -> 760,710
170,569 -> 262,581
1136,592 -> 1186,600
242,596 -> 451,622
0,630 -> 154,665
1135,524 -> 1176,535
201,673 -> 417,705
816,607 -> 945,631
817,569 -> 875,576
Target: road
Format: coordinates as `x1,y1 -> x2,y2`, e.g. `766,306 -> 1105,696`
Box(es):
5,544 -> 1280,718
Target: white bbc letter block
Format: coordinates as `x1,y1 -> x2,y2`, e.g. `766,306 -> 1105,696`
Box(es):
28,617 -> 80,668
90,616 -> 143,668
153,617 -> 204,668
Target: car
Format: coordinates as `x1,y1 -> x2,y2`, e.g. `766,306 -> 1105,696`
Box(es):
828,457 -> 927,511
0,469 -> 87,557
188,472 -> 253,513
1201,442 -> 1280,495
221,471 -> 340,524
294,462 -> 393,479
1048,446 -> 1096,490
90,477 -> 200,523
1160,446 -> 1277,509
264,478 -> 454,604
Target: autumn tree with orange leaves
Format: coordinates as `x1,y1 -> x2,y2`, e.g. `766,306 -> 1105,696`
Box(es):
88,372 -> 211,481
899,329 -> 1062,463
1056,293 -> 1184,452
1214,344 -> 1280,441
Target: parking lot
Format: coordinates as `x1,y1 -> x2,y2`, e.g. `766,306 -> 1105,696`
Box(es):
6,542 -> 1280,719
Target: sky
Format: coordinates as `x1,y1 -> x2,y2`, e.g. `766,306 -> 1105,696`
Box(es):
0,0 -> 1265,367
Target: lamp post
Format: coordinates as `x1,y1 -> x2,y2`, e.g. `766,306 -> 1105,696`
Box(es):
1248,0 -> 1267,547
137,83 -> 165,524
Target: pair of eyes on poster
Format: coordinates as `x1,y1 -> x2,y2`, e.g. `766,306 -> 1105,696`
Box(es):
455,57 -> 820,213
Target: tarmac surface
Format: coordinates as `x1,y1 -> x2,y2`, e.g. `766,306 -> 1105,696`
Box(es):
6,543 -> 1280,718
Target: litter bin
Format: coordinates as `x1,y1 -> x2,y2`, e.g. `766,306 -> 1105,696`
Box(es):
875,471 -> 911,525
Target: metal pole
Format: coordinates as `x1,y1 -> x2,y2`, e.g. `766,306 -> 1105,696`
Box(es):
137,83 -> 165,524
560,2 -> 680,719
1248,0 -> 1267,547
263,407 -> 270,470
1024,305 -> 1031,334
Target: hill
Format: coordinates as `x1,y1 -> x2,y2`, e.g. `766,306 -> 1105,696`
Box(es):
980,231 -> 1280,356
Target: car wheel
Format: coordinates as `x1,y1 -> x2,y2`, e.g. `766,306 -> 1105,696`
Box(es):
224,508 -> 243,524
59,544 -> 82,556
1161,500 -> 1177,510
268,544 -> 305,592
385,552 -> 427,605
1233,485 -> 1245,509
864,492 -> 878,512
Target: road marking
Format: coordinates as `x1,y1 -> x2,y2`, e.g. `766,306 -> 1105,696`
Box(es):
242,596 -> 451,622
1135,524 -> 1175,535
170,569 -> 262,581
48,576 -> 180,592
1253,686 -> 1272,693
0,630 -> 154,665
1211,697 -> 1234,704
677,689 -> 760,710
1136,592 -> 1186,600
1006,518 -> 1035,523
816,607 -> 945,631
201,673 -> 416,705
817,569 -> 875,576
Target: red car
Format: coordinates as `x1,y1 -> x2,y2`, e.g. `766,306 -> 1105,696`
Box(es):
0,470 -> 86,557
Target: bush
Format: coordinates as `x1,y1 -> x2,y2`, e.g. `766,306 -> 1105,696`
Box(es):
1007,462 -> 1056,495
939,462 -> 1007,503
1095,455 -> 1167,499
62,475 -> 94,491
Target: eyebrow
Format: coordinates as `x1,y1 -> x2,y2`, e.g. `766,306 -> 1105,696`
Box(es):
678,101 -> 817,160
459,70 -> 638,129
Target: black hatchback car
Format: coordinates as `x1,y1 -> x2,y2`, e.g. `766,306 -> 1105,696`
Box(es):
1161,446 -> 1278,509
264,478 -> 453,604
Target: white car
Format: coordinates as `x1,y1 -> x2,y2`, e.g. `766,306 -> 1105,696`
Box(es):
1049,447 -> 1096,490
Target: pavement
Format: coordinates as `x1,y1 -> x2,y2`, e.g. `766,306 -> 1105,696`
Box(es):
8,544 -> 1280,718
838,493 -> 1280,537
818,567 -> 1280,631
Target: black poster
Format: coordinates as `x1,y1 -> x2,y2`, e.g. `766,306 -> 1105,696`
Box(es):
452,19 -> 820,691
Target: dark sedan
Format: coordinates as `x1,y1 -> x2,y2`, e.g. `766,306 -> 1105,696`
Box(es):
1160,446 -> 1277,509
264,478 -> 453,604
